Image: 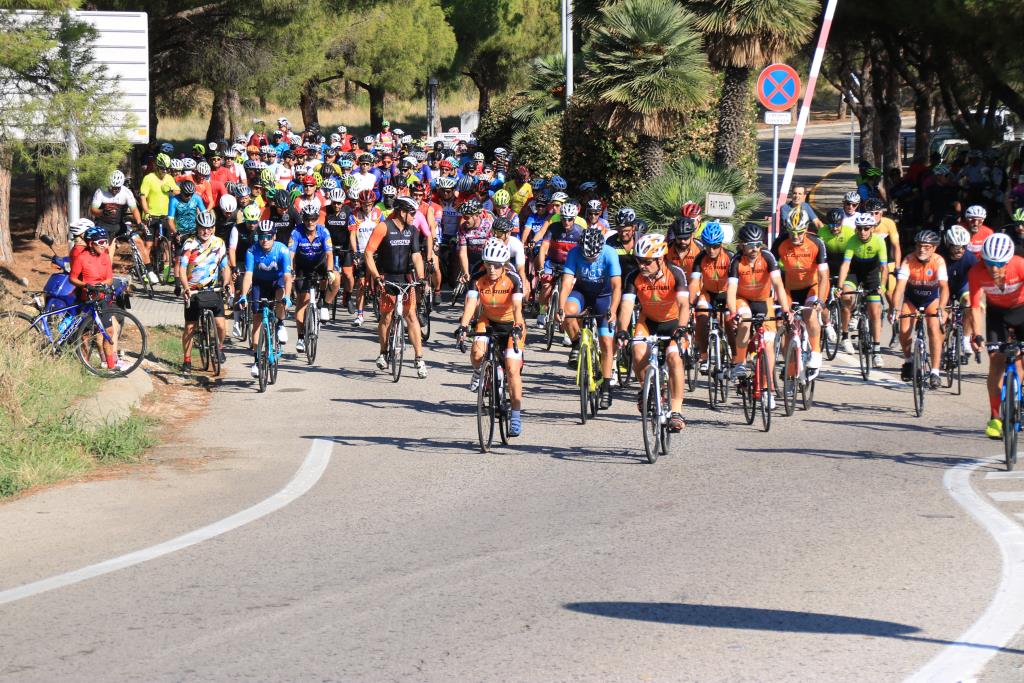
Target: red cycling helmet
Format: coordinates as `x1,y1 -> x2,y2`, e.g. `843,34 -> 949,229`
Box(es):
301,174 -> 316,186
438,159 -> 453,170
358,189 -> 377,203
680,201 -> 702,219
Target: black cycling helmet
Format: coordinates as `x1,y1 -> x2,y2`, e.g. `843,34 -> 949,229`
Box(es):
256,220 -> 276,238
399,159 -> 413,171
394,196 -> 418,214
492,216 -> 514,233
863,198 -> 885,212
667,216 -> 696,241
915,229 -> 941,245
826,207 -> 844,226
179,180 -> 196,196
459,199 -> 481,216
581,227 -> 604,259
739,222 -> 765,245
274,190 -> 291,209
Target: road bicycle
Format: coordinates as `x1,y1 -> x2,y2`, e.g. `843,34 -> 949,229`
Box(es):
634,335 -> 675,464
543,264 -> 565,351
820,281 -> 841,361
458,327 -> 519,453
417,264 -> 434,342
999,341 -> 1023,471
2,285 -> 148,378
899,309 -> 940,418
565,312 -> 603,425
382,279 -> 418,382
842,287 -> 874,380
680,323 -> 698,393
253,298 -> 282,393
778,304 -> 816,416
302,279 -> 322,366
704,304 -> 732,410
615,307 -> 638,387
116,222 -> 155,298
189,287 -> 223,376
736,314 -> 783,432
941,302 -> 965,396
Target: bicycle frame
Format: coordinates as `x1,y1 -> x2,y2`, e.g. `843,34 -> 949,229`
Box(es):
634,334 -> 674,463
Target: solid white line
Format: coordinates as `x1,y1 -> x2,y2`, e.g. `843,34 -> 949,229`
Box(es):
985,471 -> 1024,479
988,491 -> 1024,502
0,438 -> 333,607
905,458 -> 1024,682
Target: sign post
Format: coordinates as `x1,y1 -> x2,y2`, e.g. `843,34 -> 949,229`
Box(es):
757,63 -> 800,246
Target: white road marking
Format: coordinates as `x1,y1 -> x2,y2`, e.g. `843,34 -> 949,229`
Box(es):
0,438 -> 333,607
988,491 -> 1024,502
985,471 -> 1024,479
905,458 -> 1024,682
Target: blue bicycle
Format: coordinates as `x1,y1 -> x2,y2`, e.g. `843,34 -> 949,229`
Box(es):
999,341 -> 1023,471
253,298 -> 282,393
2,286 -> 148,378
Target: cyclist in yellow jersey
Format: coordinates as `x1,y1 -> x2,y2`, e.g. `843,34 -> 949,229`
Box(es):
863,198 -> 901,313
139,153 -> 181,280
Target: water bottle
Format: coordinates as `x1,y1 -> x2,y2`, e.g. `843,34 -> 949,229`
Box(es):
57,315 -> 72,336
497,366 -> 505,383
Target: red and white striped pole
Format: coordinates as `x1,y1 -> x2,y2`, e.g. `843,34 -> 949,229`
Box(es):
773,0 -> 840,238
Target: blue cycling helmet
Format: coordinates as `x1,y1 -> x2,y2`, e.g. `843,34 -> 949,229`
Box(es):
84,225 -> 109,243
701,220 -> 724,246
530,178 -> 547,191
456,174 -> 476,193
550,175 -> 567,191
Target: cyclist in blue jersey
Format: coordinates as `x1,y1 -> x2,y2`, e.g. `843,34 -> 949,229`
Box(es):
557,227 -> 622,408
167,180 -> 206,242
239,221 -> 294,377
289,199 -> 338,353
942,225 -> 977,362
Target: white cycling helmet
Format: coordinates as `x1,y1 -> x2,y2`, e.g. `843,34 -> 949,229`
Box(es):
196,209 -> 216,228
393,128 -> 404,136
853,212 -> 876,227
382,185 -> 398,197
181,157 -> 196,171
219,194 -> 238,213
278,117 -> 289,127
347,187 -> 361,201
435,176 -> 456,190
945,225 -> 970,247
337,125 -> 347,134
363,135 -> 374,145
170,158 -> 184,172
68,217 -> 95,238
300,198 -> 322,216
965,205 -> 987,220
843,190 -> 862,205
551,191 -> 569,203
109,170 -> 125,188
482,238 -> 511,264
560,201 -> 580,219
982,233 -> 1014,264
328,187 -> 346,203
195,161 -> 211,176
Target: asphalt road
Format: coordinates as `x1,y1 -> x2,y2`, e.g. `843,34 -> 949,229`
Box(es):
0,126 -> 1021,681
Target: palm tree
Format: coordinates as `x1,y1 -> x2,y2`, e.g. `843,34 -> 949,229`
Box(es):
581,0 -> 711,178
511,53 -> 568,126
684,0 -> 819,169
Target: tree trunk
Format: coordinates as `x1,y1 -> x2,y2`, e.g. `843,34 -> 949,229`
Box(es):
714,65 -> 751,169
837,96 -> 847,120
465,71 -> 491,120
877,64 -> 902,171
227,89 -> 243,140
35,174 -> 69,245
639,135 -> 665,179
368,86 -> 385,132
206,89 -> 229,143
300,78 -> 320,131
912,92 -> 933,163
0,149 -> 13,265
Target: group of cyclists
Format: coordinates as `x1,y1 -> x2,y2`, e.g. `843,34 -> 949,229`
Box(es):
68,116 -> 1024,442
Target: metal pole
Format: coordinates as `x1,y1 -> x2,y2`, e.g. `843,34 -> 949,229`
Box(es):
565,0 -> 574,99
849,104 -> 854,165
426,76 -> 439,139
560,0 -> 566,60
771,124 -> 779,247
67,131 -> 80,223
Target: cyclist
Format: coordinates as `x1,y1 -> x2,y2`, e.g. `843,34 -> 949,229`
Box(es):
364,196 -> 429,379
238,220 -> 293,378
943,225 -> 977,362
410,181 -> 442,297
178,210 -> 232,372
616,233 -> 690,432
457,199 -> 494,285
91,170 -> 156,284
138,153 -> 180,281
775,213 -> 829,376
489,216 -> 528,298
348,189 -> 384,326
292,174 -> 327,223
215,194 -> 239,249
325,187 -> 355,310
779,186 -> 822,232
227,199 -> 258,337
536,200 -> 585,328
679,201 -> 703,238
689,220 -> 733,373
969,233 -> 1024,438
290,199 -> 339,353
727,223 -> 792,409
455,239 -> 527,436
837,212 -> 888,366
353,153 -> 377,193
891,230 -> 949,388
520,191 -> 551,247
963,205 -> 994,256
1003,209 -> 1024,256
583,199 -> 610,234
491,189 -> 521,236
857,166 -> 885,203
819,207 -> 854,345
667,217 -> 701,276
864,198 -> 901,310
68,225 -> 122,371
840,191 -> 861,229
557,227 -> 621,407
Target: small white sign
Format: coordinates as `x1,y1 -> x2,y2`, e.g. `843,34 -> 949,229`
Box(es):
764,111 -> 792,126
705,192 -> 736,218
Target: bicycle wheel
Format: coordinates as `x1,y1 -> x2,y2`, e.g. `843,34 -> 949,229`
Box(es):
268,324 -> 280,385
659,369 -> 672,455
589,343 -> 600,417
207,312 -> 221,376
197,314 -> 211,371
544,287 -> 559,351
952,326 -> 963,396
912,338 -> 925,418
740,375 -> 755,426
304,297 -> 318,366
758,353 -> 772,432
76,308 -> 148,378
641,369 -> 660,464
717,336 -> 731,405
419,290 -> 432,342
782,341 -> 798,417
857,316 -> 871,380
0,311 -> 47,348
684,344 -> 697,393
476,357 -> 496,453
256,331 -> 269,392
942,330 -> 955,389
577,339 -> 589,425
1002,373 -> 1019,471
497,367 -> 510,445
801,377 -> 815,411
823,300 -> 840,361
390,316 -> 405,383
616,345 -> 632,388
707,334 -> 720,409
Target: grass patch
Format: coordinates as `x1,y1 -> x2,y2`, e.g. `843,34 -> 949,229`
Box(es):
0,327 -> 160,498
147,324 -> 183,368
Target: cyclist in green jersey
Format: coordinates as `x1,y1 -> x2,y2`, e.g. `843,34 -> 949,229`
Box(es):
819,207 -> 854,346
836,212 -> 888,366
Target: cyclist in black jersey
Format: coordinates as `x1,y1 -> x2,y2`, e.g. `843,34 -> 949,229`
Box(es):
325,187 -> 354,307
606,208 -> 639,276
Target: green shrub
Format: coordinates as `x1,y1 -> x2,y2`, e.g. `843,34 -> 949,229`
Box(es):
511,114 -> 562,178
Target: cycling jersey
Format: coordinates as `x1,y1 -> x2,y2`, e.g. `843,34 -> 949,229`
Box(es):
898,253 -> 948,306
325,209 -> 351,250
179,236 -> 227,288
139,172 -> 178,217
543,221 -> 584,266
505,180 -> 533,214
776,234 -> 827,290
468,269 -> 523,324
819,225 -> 854,259
729,249 -> 780,302
458,212 -> 495,269
289,225 -> 332,268
668,241 -> 701,277
229,224 -> 256,268
843,234 -> 888,271
564,244 -> 621,296
873,217 -> 900,261
692,249 -> 732,294
946,251 -> 977,297
246,241 -> 291,282
168,194 -> 206,236
439,201 -> 460,240
969,256 -> 1024,309
273,164 -> 295,190
365,218 -> 421,277
967,225 -> 994,255
605,233 -> 638,276
349,207 -> 384,254
622,264 -> 688,322
493,207 -> 521,235
90,186 -> 137,229
269,210 -> 297,245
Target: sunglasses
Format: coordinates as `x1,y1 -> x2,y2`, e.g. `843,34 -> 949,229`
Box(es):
985,259 -> 1007,268
743,242 -> 763,249
856,226 -> 874,231
91,239 -> 108,247
484,263 -> 504,270
844,201 -> 858,206
198,225 -> 214,231
258,235 -> 275,241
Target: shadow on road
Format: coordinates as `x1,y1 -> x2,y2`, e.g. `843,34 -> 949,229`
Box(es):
563,602 -> 1024,654
736,445 -> 972,469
